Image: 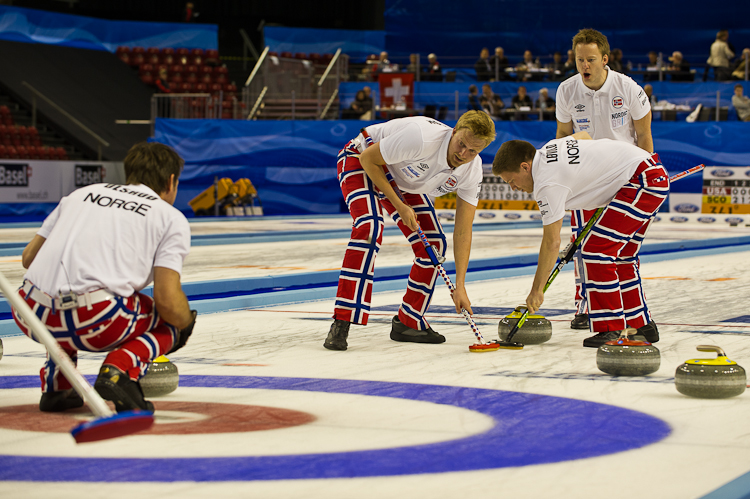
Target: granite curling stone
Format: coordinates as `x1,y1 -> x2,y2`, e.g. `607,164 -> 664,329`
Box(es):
498,307 -> 552,345
675,345 -> 746,399
597,328 -> 660,376
141,355 -> 179,397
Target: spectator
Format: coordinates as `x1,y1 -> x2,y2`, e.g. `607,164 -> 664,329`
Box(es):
516,50 -> 539,81
563,49 -> 577,77
669,51 -> 693,81
362,86 -> 374,112
609,48 -> 624,73
490,46 -> 510,80
467,85 -> 483,111
643,51 -> 662,81
547,51 -> 566,81
425,53 -> 442,81
644,84 -> 657,106
707,30 -> 734,81
343,90 -> 373,120
535,87 -> 555,112
371,51 -> 397,80
480,83 -> 505,119
155,68 -> 171,93
406,53 -> 420,75
733,84 -> 750,121
182,2 -> 198,22
732,48 -> 750,80
511,86 -> 532,120
475,47 -> 493,82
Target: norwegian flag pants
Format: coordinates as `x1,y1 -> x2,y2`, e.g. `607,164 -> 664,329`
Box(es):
333,139 -> 446,330
580,155 -> 669,333
13,284 -> 178,392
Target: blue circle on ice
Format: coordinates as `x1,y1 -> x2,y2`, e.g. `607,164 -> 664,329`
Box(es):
0,375 -> 671,482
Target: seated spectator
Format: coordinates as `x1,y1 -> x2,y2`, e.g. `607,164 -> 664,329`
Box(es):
707,30 -> 734,81
516,50 -> 540,81
563,49 -> 577,77
609,48 -> 624,73
490,46 -> 510,80
535,87 -> 555,112
643,51 -> 662,81
371,51 -> 397,80
155,68 -> 171,93
547,51 -> 566,81
732,48 -> 750,80
362,86 -> 374,112
511,86 -> 533,120
732,84 -> 750,121
467,85 -> 482,111
644,84 -> 657,106
669,51 -> 693,81
406,53 -> 420,75
424,53 -> 442,81
479,83 -> 505,118
475,47 -> 493,82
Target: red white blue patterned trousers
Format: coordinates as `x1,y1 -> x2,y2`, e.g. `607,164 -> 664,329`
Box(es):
580,155 -> 668,332
333,139 -> 446,330
13,285 -> 178,392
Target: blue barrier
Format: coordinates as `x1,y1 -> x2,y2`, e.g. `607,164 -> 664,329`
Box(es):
0,5 -> 217,51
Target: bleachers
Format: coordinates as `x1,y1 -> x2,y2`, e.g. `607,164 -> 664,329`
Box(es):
0,99 -> 72,160
117,45 -> 239,118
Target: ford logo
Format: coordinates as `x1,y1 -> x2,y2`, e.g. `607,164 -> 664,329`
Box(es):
670,216 -> 689,223
530,213 -> 542,220
725,217 -> 744,224
438,212 -> 455,220
653,216 -> 662,223
478,212 -> 496,219
697,217 -> 716,223
711,169 -> 734,178
503,213 -> 521,220
674,203 -> 699,213
746,170 -> 750,177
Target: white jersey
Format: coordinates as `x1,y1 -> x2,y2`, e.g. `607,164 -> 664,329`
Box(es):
555,68 -> 650,145
365,116 -> 483,206
25,183 -> 191,297
532,138 -> 652,225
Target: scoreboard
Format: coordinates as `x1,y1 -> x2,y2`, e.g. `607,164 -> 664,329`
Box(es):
701,167 -> 750,214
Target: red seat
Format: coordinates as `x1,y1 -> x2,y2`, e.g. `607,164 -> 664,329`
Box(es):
161,54 -> 174,65
2,117 -> 13,126
190,55 -> 203,66
130,53 -> 144,66
0,144 -> 6,158
186,64 -> 198,74
118,52 -> 130,64
139,63 -> 154,74
205,49 -> 219,64
200,73 -> 212,84
223,83 -> 238,93
6,146 -> 18,159
213,66 -> 229,75
294,52 -> 307,60
169,73 -> 183,84
214,73 -> 227,84
194,83 -> 208,92
0,105 -> 10,115
132,47 -> 146,55
209,83 -> 223,94
200,65 -> 213,75
115,46 -> 130,55
169,64 -> 183,75
0,124 -> 7,136
56,147 -> 68,160
16,125 -> 27,136
146,47 -> 160,56
140,72 -> 154,85
16,145 -> 28,158
268,51 -> 278,57
190,48 -> 204,56
176,48 -> 190,57
147,54 -> 160,65
178,82 -> 193,93
185,73 -> 198,84
156,63 -> 168,72
280,51 -> 293,59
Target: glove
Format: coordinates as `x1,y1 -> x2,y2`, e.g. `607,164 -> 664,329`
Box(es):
168,310 -> 197,354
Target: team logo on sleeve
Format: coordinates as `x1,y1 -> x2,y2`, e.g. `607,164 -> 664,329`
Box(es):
575,104 -> 585,112
612,96 -> 624,108
435,175 -> 459,195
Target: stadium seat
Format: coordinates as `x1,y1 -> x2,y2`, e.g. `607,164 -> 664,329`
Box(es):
130,53 -> 144,67
169,73 -> 184,84
209,83 -> 223,94
140,72 -> 154,85
139,63 -> 154,75
223,83 -> 237,93
280,52 -> 293,59
178,82 -> 193,93
6,146 -> 18,159
213,66 -> 229,75
0,144 -> 6,158
146,47 -> 160,56
190,55 -> 203,66
214,73 -> 227,84
146,53 -> 160,65
132,47 -> 145,55
200,65 -> 213,75
176,48 -> 190,57
161,47 -> 175,56
118,52 -> 130,65
115,46 -> 130,55
55,147 -> 68,160
191,48 -> 204,56
186,64 -> 198,74
170,64 -> 183,75
185,73 -> 198,84
194,83 -> 208,93
161,54 -> 174,65
16,145 -> 28,159
294,52 -> 308,60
